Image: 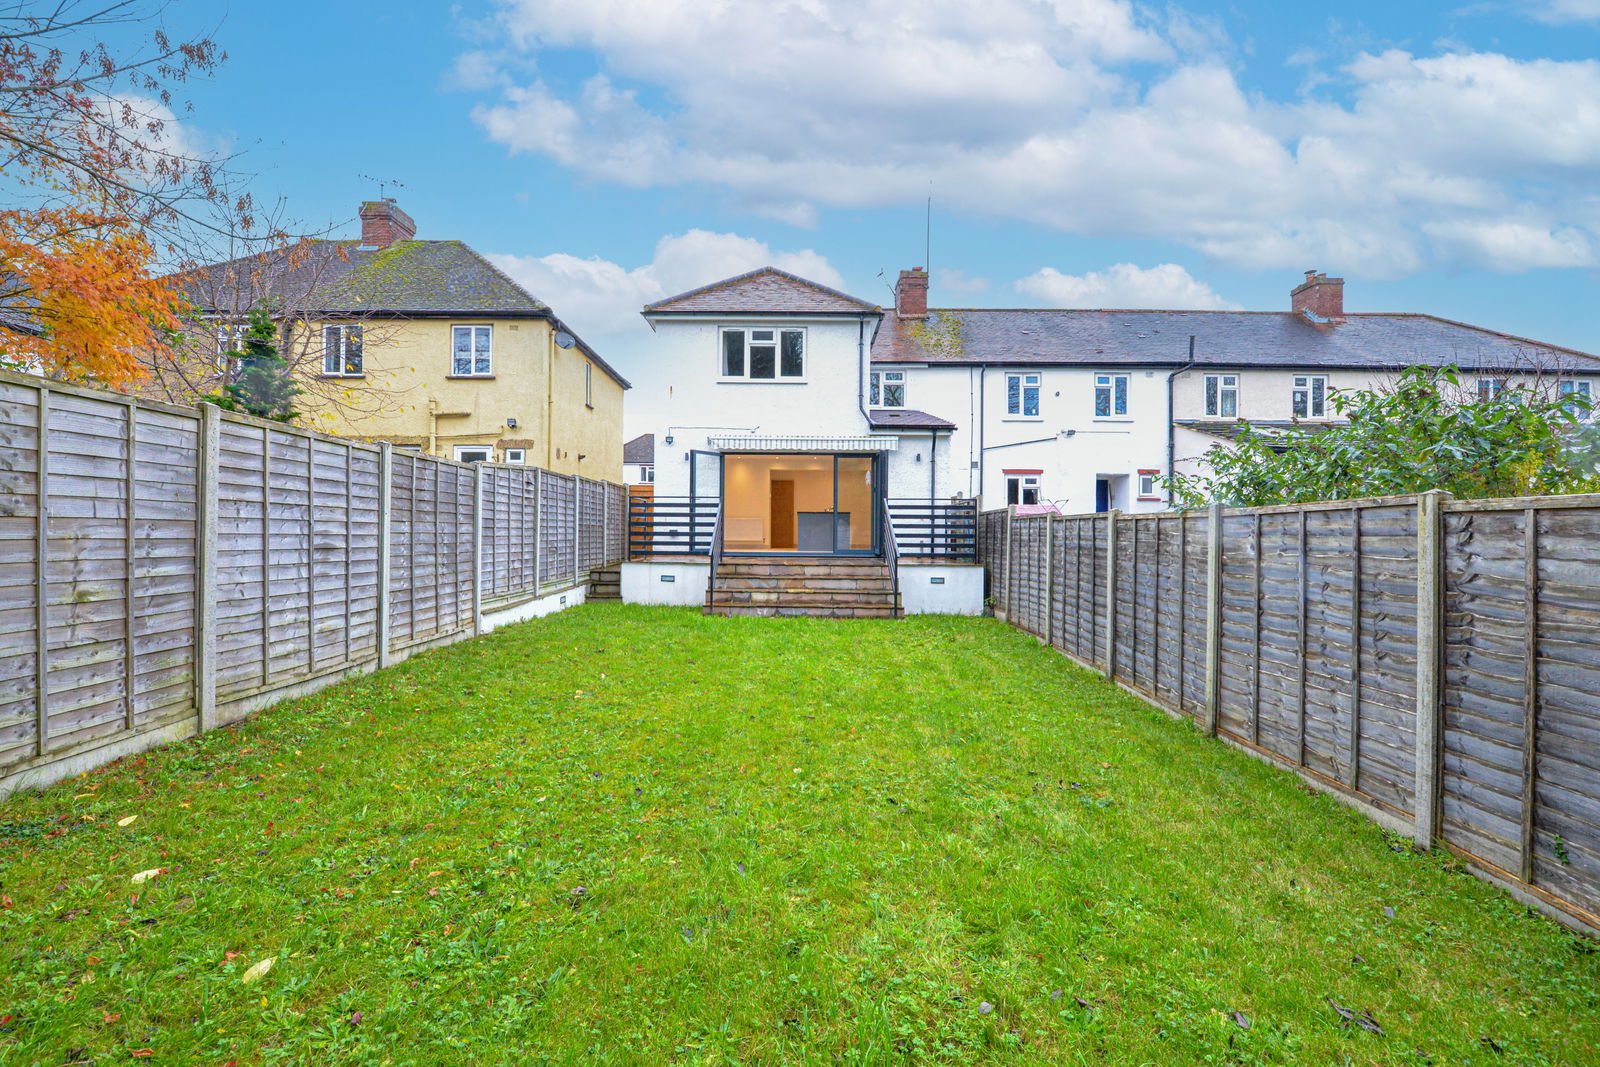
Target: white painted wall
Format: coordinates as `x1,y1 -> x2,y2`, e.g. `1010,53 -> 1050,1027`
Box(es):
877,363 -> 1175,513
644,313 -> 965,504
898,563 -> 985,615
621,560 -> 711,605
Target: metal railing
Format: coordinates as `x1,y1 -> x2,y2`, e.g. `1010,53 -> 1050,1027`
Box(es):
887,498 -> 978,560
628,494 -> 719,557
881,502 -> 900,612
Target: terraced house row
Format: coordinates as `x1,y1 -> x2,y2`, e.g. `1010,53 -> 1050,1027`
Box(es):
621,264 -> 1600,616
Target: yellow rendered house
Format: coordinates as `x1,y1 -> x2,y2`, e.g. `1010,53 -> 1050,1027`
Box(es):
182,199 -> 628,479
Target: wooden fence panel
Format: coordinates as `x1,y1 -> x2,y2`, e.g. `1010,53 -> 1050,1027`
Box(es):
1302,507 -> 1357,785
1215,512 -> 1260,744
1524,505 -> 1600,917
1178,513 -> 1210,719
1354,502 -> 1419,815
540,473 -> 575,585
578,477 -> 607,574
129,407 -> 201,732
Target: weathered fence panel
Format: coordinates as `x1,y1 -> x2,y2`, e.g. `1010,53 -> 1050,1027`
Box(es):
981,492 -> 1600,933
0,369 -> 625,796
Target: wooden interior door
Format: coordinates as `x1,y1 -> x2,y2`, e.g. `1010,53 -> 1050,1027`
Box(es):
770,479 -> 796,549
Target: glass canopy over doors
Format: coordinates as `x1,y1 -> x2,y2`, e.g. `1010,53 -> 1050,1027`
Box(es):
721,453 -> 878,555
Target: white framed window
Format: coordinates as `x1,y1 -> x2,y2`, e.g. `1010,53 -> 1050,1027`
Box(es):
1476,377 -> 1508,402
215,322 -> 246,372
1137,470 -> 1161,500
503,448 -> 526,464
1204,374 -> 1238,417
639,464 -> 655,483
1094,373 -> 1128,417
321,324 -> 363,376
585,362 -> 593,407
1005,472 -> 1041,506
1006,372 -> 1041,417
1292,375 -> 1327,418
720,327 -> 805,380
454,446 -> 491,463
870,370 -> 906,407
452,325 -> 493,376
1559,379 -> 1592,418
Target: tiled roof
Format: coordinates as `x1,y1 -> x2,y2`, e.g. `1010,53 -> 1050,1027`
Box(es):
868,408 -> 957,430
644,267 -> 880,315
180,240 -> 631,389
873,309 -> 1600,372
623,432 -> 655,463
183,240 -> 548,316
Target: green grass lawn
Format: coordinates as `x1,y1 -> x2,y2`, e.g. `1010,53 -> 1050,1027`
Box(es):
2,605 -> 1597,1065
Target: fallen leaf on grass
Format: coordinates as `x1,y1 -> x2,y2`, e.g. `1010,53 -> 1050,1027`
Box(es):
1326,996 -> 1384,1035
240,957 -> 274,984
130,868 -> 164,884
130,1049 -> 154,1058
1230,1010 -> 1252,1030
117,816 -> 138,827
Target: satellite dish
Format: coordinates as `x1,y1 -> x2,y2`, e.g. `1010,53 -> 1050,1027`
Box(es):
554,331 -> 577,349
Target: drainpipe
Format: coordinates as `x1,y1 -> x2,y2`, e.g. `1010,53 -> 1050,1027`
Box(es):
857,316 -> 871,424
427,398 -> 439,456
976,366 -> 988,503
546,324 -> 557,468
1166,335 -> 1199,508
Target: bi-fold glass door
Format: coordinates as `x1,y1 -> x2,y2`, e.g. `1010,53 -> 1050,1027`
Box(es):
721,453 -> 880,555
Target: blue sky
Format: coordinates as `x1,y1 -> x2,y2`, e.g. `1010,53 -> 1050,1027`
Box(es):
176,1 -> 1599,431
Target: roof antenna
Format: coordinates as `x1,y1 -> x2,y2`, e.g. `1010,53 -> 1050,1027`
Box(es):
358,174 -> 407,200
925,181 -> 933,277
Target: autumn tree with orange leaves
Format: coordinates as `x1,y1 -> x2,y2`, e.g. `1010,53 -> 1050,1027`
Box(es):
0,1 -> 254,386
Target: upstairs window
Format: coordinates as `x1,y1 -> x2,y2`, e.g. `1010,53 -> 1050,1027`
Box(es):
1204,374 -> 1238,417
871,370 -> 906,407
1094,373 -> 1128,417
1292,375 -> 1327,418
452,325 -> 492,376
585,362 -> 593,407
1559,379 -> 1592,418
1476,377 -> 1508,402
1007,372 -> 1041,417
322,324 -> 363,376
721,327 -> 805,380
639,464 -> 655,483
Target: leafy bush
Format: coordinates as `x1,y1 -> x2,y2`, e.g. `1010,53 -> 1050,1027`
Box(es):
1172,366 -> 1600,507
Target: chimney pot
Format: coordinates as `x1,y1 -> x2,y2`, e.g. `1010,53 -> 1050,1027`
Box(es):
1292,270 -> 1344,322
359,198 -> 417,249
895,267 -> 929,318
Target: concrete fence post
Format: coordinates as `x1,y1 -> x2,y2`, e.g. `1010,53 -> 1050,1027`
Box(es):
195,402 -> 220,732
1203,501 -> 1224,736
1413,489 -> 1449,848
1104,509 -> 1120,681
35,385 -> 50,754
472,464 -> 485,635
1043,513 -> 1056,645
376,443 -> 394,670
573,478 -> 582,588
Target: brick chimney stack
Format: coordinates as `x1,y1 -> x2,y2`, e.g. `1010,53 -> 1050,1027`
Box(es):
1291,270 -> 1345,321
895,267 -> 929,318
359,198 -> 417,249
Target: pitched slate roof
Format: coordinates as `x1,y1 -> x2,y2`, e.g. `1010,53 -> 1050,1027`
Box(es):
873,309 -> 1600,372
868,408 -> 957,430
623,432 -> 655,463
644,267 -> 880,316
184,240 -> 547,316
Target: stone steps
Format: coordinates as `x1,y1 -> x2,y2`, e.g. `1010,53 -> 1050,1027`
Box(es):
588,566 -> 621,601
705,556 -> 900,618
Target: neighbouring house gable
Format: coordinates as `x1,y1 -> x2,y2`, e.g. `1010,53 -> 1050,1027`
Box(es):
873,308 -> 1600,373
644,267 -> 881,316
623,433 -> 655,464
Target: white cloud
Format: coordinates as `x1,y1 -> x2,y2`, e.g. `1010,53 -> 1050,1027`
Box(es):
1520,1 -> 1600,23
1015,263 -> 1240,309
466,1 -> 1600,277
490,230 -> 844,434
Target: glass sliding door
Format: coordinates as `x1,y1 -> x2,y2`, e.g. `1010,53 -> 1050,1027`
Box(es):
721,453 -> 880,555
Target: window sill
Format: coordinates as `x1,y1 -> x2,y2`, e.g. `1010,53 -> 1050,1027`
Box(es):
1001,416 -> 1043,423
716,377 -> 809,385
446,374 -> 496,380
319,373 -> 366,380
1093,417 -> 1134,423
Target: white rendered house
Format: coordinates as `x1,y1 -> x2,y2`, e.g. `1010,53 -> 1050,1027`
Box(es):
621,268 -> 980,615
